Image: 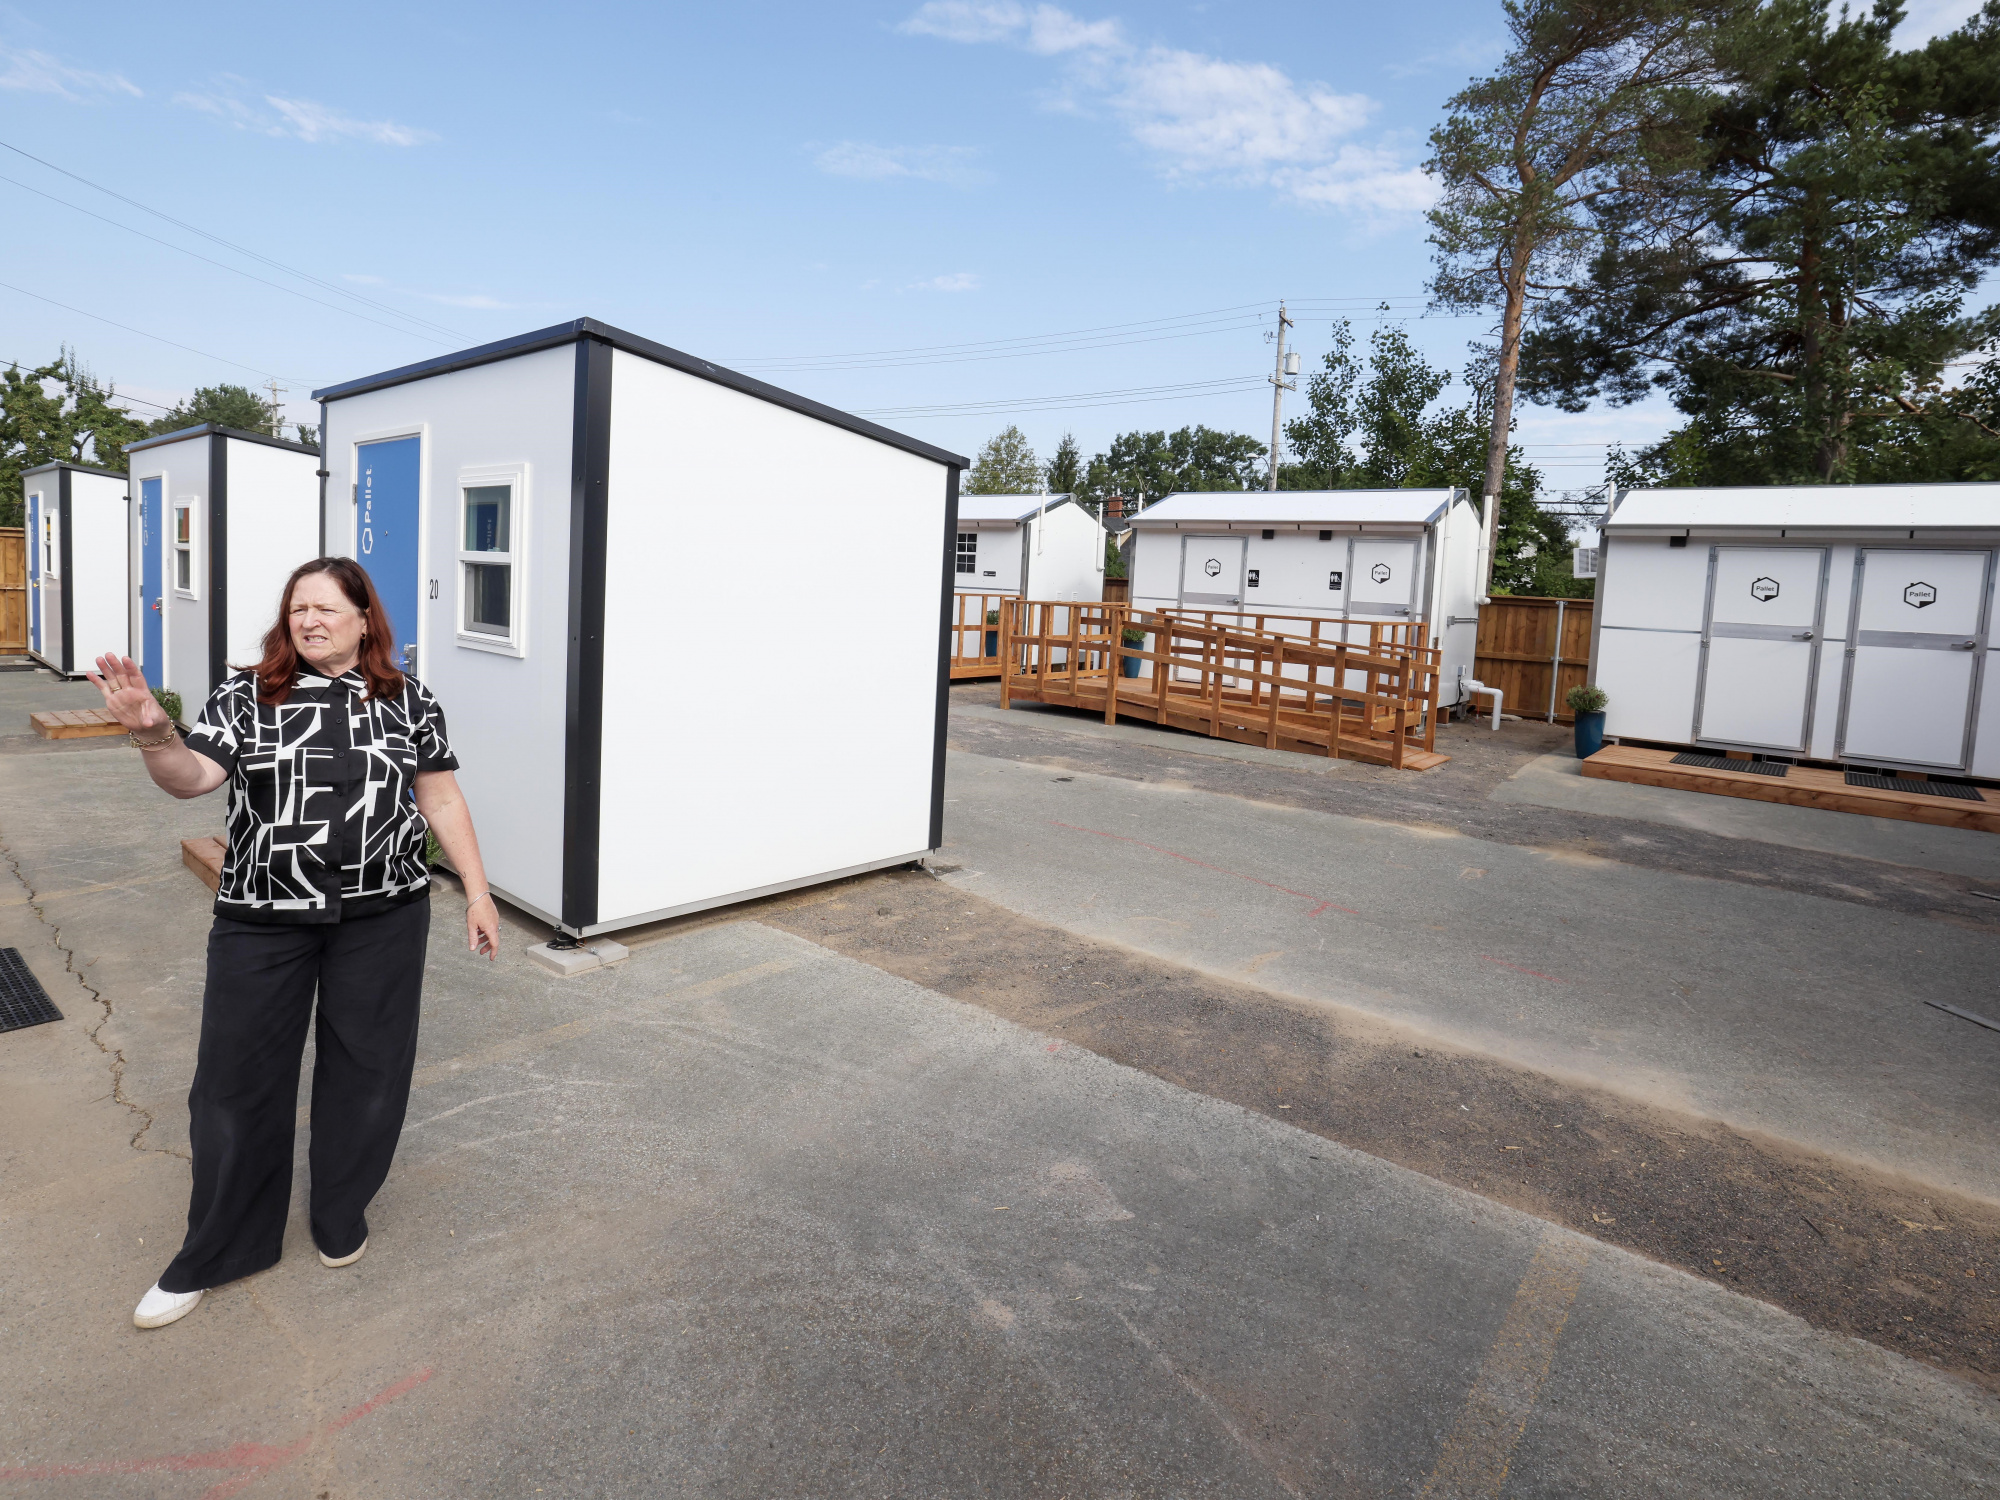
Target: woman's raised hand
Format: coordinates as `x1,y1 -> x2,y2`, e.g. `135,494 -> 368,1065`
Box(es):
85,655 -> 167,732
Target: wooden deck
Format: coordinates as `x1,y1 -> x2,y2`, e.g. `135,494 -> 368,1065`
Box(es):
182,836 -> 226,893
1581,744 -> 2000,834
948,591 -> 1013,680
31,708 -> 125,740
999,600 -> 1450,771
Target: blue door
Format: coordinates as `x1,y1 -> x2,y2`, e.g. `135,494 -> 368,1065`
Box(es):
357,437 -> 422,674
26,489 -> 41,655
139,477 -> 163,686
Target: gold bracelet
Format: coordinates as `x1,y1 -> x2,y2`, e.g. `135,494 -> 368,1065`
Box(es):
130,725 -> 178,750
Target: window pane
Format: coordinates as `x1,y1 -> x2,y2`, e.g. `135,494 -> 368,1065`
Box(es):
464,486 -> 510,553
174,508 -> 190,544
175,549 -> 190,590
956,532 -> 977,575
465,562 -> 510,635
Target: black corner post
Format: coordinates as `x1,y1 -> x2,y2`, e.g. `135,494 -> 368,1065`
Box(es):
208,432 -> 229,692
927,464 -> 962,854
316,400 -> 331,557
561,336 -> 614,932
56,468 -> 75,674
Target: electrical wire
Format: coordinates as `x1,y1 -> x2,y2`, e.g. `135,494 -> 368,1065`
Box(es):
0,279 -> 311,384
0,171 -> 454,346
0,138 -> 468,342
0,354 -> 177,413
855,376 -> 1272,419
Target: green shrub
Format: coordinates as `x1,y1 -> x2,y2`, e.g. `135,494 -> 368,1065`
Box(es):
1565,683 -> 1608,715
152,687 -> 184,725
425,830 -> 442,867
985,609 -> 1001,626
1122,626 -> 1147,647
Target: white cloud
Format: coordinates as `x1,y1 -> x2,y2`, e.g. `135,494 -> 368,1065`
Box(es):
175,81 -> 433,145
896,4 -> 1427,216
0,46 -> 140,101
1895,0 -> 1985,44
815,141 -> 988,187
912,271 -> 981,291
898,1 -> 1123,53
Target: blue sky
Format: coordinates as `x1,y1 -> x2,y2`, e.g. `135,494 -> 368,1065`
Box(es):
0,0 -> 1984,496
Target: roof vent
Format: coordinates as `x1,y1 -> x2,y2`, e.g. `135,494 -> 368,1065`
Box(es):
1319,529 -> 1333,541
1261,528 -> 1275,540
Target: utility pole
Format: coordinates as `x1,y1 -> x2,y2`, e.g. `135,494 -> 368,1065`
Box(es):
1266,301 -> 1296,491
263,378 -> 288,438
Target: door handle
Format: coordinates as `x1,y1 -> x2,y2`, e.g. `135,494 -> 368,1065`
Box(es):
1791,630 -> 1814,640
402,643 -> 418,676
1956,640 -> 1979,650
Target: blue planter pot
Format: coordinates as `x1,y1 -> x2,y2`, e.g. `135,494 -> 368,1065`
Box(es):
1574,710 -> 1606,760
984,630 -> 999,658
1121,653 -> 1143,678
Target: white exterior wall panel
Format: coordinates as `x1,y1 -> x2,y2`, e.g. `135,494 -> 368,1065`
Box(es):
164,444 -> 211,703
68,471 -> 130,667
955,525 -> 1022,594
221,438 -> 319,670
320,346 -> 577,921
597,350 -> 942,922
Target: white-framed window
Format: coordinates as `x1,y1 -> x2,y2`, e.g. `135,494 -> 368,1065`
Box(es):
172,502 -> 195,596
35,497 -> 56,576
955,532 -> 977,575
455,465 -> 527,655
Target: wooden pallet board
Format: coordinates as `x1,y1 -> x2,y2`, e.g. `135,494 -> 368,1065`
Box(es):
30,708 -> 126,740
1580,744 -> 2000,834
181,836 -> 226,894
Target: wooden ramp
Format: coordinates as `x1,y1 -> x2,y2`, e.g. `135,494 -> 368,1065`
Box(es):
31,708 -> 125,740
1581,744 -> 2000,834
182,836 -> 226,893
948,591 -> 1014,680
999,600 -> 1449,771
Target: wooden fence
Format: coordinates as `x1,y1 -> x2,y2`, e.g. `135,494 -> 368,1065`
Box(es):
0,528 -> 23,654
998,598 -> 1447,770
1473,594 -> 1593,723
948,591 -> 1015,679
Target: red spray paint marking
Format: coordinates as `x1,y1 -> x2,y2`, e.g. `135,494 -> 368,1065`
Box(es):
1480,955 -> 1565,983
1049,821 -> 1358,917
0,1365 -> 434,1497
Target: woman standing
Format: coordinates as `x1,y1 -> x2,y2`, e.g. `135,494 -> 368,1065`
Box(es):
87,556 -> 501,1330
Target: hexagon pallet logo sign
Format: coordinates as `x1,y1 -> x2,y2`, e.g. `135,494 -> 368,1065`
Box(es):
1370,563 -> 1393,584
1203,557 -> 1222,577
1904,581 -> 1937,609
1750,576 -> 1780,602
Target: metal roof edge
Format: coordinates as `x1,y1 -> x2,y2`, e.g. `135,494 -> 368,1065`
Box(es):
125,422 -> 318,456
312,317 -> 969,471
20,459 -> 127,480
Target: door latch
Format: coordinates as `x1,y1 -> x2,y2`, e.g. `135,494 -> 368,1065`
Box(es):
1791,630 -> 1814,640
1955,640 -> 1979,650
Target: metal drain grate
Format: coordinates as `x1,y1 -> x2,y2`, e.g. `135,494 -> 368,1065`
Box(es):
1670,752 -> 1789,777
1845,771 -> 1985,801
0,947 -> 63,1033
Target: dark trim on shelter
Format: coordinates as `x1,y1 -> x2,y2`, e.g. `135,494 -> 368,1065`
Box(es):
560,336 -> 614,932
125,422 -> 319,457
21,459 -> 127,480
311,318 -> 969,472
208,432 -> 228,692
316,400 -> 330,557
56,468 -> 75,674
928,465 -> 960,855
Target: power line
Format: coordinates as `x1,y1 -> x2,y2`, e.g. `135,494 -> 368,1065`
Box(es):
855,375 -> 1271,419
0,171 -> 454,346
0,138 -> 468,342
0,278 -> 310,384
0,355 -> 177,412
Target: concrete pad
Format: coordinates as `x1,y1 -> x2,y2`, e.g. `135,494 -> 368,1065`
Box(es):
937,750 -> 2000,1205
525,941 -> 604,976
1493,750 -> 2000,880
955,698 -> 1363,775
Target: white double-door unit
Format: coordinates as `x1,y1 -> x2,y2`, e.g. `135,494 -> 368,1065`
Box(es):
1592,485 -> 2000,777
121,425 -> 322,704
313,318 -> 967,938
952,494 -> 1104,602
1124,490 -> 1486,706
22,461 -> 129,677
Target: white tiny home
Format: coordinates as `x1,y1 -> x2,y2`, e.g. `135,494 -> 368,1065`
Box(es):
1591,485 -> 2000,777
313,318 -> 967,938
1124,490 -> 1486,706
22,461 -> 129,676
954,494 -> 1104,601
122,424 -> 321,700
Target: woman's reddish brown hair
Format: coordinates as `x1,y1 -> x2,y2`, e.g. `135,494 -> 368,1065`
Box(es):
254,557 -> 407,705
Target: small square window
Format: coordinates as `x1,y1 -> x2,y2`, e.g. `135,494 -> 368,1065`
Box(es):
464,486 -> 510,553
457,477 -> 522,650
955,532 -> 977,575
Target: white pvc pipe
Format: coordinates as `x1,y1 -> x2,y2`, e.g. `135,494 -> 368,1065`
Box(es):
1461,676 -> 1504,731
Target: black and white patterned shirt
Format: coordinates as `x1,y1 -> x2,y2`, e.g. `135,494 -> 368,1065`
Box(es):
185,668 -> 459,924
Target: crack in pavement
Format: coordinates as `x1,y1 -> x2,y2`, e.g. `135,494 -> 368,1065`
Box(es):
0,831 -> 185,1161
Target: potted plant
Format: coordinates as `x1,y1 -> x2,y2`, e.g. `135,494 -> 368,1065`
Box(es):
1120,624 -> 1147,678
984,608 -> 1001,659
1566,683 -> 1608,759
152,687 -> 184,729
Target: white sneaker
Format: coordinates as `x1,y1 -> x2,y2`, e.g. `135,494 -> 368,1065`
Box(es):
319,1238 -> 367,1268
133,1283 -> 203,1329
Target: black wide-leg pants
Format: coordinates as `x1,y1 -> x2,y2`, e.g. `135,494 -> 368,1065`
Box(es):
158,898 -> 430,1294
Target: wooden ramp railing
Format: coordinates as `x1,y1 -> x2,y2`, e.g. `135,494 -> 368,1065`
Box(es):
998,599 -> 1447,771
949,591 -> 1015,679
